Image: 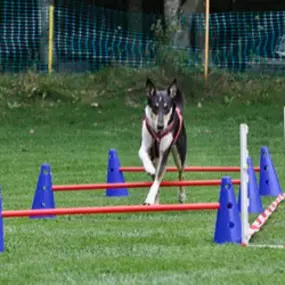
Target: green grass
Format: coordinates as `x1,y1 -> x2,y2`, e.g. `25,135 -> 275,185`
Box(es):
0,71 -> 285,284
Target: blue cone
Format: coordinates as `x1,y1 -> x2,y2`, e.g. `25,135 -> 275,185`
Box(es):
0,187 -> 4,253
259,146 -> 283,196
106,149 -> 128,197
30,163 -> 55,219
237,157 -> 263,213
214,176 -> 241,244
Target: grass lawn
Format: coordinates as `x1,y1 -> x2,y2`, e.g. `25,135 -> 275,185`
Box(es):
0,81 -> 285,284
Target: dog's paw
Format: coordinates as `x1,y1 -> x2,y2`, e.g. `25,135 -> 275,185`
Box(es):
144,164 -> 156,176
143,197 -> 155,205
178,193 -> 186,204
143,202 -> 154,206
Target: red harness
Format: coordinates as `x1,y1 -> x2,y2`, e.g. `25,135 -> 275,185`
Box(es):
144,107 -> 183,144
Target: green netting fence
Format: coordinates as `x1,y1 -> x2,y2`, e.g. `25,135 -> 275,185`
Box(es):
1,0 -> 285,74
54,3 -> 159,72
183,11 -> 285,74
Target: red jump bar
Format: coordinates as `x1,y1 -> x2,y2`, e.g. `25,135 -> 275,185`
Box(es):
2,203 -> 220,218
52,179 -> 240,191
120,166 -> 260,173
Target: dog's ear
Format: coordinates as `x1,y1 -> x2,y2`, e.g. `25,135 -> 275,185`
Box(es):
146,78 -> 155,97
168,79 -> 177,98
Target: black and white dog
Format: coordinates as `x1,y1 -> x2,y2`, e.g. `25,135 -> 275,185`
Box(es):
138,78 -> 187,205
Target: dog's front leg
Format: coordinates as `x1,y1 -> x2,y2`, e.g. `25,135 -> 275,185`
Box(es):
144,134 -> 172,205
138,121 -> 155,176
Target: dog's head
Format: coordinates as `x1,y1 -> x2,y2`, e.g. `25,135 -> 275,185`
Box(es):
145,78 -> 178,132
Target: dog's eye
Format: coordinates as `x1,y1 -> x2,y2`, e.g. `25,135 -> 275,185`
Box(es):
152,106 -> 158,114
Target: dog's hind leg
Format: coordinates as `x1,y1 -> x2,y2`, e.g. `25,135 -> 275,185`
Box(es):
172,125 -> 187,203
172,145 -> 186,203
178,170 -> 185,203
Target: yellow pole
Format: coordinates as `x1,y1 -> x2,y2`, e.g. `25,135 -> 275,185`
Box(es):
204,0 -> 210,80
48,5 -> 54,74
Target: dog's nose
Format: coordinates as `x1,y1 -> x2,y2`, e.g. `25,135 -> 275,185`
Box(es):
157,124 -> 164,130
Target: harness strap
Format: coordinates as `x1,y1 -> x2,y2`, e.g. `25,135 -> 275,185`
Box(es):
143,107 -> 183,144
173,108 -> 183,144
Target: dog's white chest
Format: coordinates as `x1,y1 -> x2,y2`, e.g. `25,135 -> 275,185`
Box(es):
157,133 -> 173,152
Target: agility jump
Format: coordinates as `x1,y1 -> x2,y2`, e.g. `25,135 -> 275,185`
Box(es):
0,175 -> 241,253
119,166 -> 260,173
52,179 -> 241,191
0,124 -> 283,252
2,203 -> 220,218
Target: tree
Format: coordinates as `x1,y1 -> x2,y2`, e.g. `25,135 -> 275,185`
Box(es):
164,0 -> 180,27
128,0 -> 142,32
179,0 -> 205,49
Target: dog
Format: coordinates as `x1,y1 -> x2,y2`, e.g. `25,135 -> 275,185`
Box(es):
138,78 -> 187,205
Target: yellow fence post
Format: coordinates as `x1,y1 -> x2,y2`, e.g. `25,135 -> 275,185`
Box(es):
204,0 -> 210,80
48,5 -> 54,74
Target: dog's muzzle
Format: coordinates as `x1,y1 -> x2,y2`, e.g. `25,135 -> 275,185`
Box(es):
157,124 -> 164,131
157,114 -> 164,131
